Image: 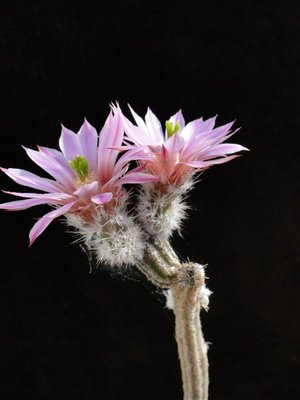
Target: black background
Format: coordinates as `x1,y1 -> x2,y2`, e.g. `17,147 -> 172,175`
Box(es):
0,1 -> 299,399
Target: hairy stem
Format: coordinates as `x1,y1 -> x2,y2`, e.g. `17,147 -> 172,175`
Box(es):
138,244 -> 209,400
171,281 -> 209,400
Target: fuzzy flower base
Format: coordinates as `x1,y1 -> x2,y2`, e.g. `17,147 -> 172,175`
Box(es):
65,205 -> 145,268
137,179 -> 193,240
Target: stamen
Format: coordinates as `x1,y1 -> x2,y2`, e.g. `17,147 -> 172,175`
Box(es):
166,121 -> 180,138
68,156 -> 89,181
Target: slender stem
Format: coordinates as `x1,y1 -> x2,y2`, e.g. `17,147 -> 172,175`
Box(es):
171,282 -> 209,400
137,242 -> 209,400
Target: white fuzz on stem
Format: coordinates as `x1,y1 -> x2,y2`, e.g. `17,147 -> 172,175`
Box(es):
65,206 -> 145,268
137,180 -> 193,240
165,289 -> 174,310
200,285 -> 212,311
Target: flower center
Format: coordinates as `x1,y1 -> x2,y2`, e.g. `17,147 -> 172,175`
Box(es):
68,156 -> 89,181
166,121 -> 180,138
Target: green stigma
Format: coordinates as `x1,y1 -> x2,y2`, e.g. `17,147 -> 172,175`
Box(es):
68,156 -> 89,181
166,121 -> 180,138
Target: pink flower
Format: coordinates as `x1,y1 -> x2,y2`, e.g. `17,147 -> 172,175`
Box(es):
0,111 -> 157,245
115,104 -> 248,186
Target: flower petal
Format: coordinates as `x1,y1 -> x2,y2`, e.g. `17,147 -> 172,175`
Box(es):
73,181 -> 98,203
0,198 -> 60,211
168,109 -> 185,132
29,201 -> 76,245
198,121 -> 235,142
114,147 -> 151,173
78,119 -> 98,172
200,115 -> 217,132
2,190 -> 74,201
165,133 -> 185,153
23,147 -> 75,190
59,125 -> 82,161
91,192 -> 113,204
37,146 -> 77,183
145,107 -> 164,144
128,104 -> 148,131
180,117 -> 204,141
180,115 -> 217,142
118,172 -> 158,185
180,155 -> 240,169
98,111 -> 123,183
1,167 -> 62,193
101,166 -> 129,192
115,107 -> 150,145
200,143 -> 249,159
37,146 -> 64,159
180,124 -> 236,160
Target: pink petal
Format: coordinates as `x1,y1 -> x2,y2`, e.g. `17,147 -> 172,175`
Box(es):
128,104 -> 148,131
180,117 -> 204,141
118,172 -> 158,185
23,147 -> 75,190
127,164 -> 147,174
161,144 -> 169,163
180,115 -> 217,142
183,127 -> 241,160
199,121 -> 235,142
145,107 -> 164,144
180,124 -> 235,160
59,125 -> 82,161
37,145 -> 64,159
91,192 -> 113,204
116,107 -> 150,145
1,167 -> 62,193
98,111 -> 123,183
202,155 -> 240,165
207,127 -> 241,147
2,190 -> 75,201
168,109 -> 185,133
200,115 -> 217,132
73,181 -> 98,203
78,119 -> 98,172
148,145 -> 162,153
108,145 -> 138,151
165,133 -> 185,153
200,143 -> 249,159
0,198 -> 60,211
180,155 -> 240,169
29,201 -> 76,245
37,145 -> 75,171
37,146 -> 76,183
101,166 -> 129,192
114,147 -> 151,173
